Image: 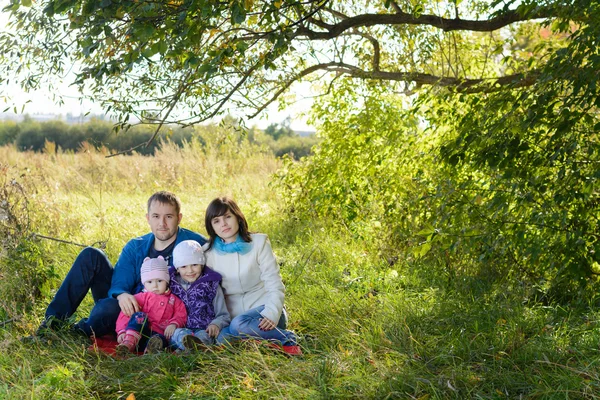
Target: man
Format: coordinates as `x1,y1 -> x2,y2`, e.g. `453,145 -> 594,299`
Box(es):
34,191 -> 206,338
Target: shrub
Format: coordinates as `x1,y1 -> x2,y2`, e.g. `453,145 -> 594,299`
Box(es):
0,120 -> 19,146
269,135 -> 320,159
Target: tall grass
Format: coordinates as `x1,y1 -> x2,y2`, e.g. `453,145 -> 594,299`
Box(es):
1,141 -> 600,399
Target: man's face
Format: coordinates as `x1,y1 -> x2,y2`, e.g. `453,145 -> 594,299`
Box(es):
146,200 -> 182,244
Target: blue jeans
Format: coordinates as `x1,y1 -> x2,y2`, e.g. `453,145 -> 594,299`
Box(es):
44,247 -> 121,337
218,305 -> 297,346
170,327 -> 215,349
123,311 -> 168,351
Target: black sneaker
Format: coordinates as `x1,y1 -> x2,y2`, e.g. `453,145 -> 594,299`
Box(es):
144,335 -> 164,354
39,316 -> 66,333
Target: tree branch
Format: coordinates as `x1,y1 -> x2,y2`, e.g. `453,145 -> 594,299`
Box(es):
31,233 -> 107,249
347,31 -> 381,71
248,61 -> 539,119
199,61 -> 263,123
389,1 -> 403,14
247,63 -> 332,119
295,5 -> 557,40
106,68 -> 196,157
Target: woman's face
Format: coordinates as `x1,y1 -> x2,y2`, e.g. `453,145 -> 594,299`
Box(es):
211,210 -> 240,243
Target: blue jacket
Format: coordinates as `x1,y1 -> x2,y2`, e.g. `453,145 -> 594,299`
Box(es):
108,227 -> 207,298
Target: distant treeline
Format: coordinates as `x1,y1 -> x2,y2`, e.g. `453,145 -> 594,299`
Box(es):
0,117 -> 319,159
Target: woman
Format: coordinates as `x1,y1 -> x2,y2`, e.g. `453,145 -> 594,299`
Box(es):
204,196 -> 301,355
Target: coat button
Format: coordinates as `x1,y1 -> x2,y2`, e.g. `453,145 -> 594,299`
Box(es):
160,302 -> 164,306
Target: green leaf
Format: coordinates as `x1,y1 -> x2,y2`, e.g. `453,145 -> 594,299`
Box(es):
413,242 -> 432,258
231,1 -> 246,24
417,223 -> 435,237
158,40 -> 168,55
142,46 -> 158,58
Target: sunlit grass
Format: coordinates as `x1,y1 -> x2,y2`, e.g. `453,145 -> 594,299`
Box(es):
1,142 -> 600,399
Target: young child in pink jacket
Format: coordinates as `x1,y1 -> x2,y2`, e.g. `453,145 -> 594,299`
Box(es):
115,256 -> 187,354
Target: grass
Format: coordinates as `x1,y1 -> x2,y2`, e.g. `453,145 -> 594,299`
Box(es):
1,141 -> 600,399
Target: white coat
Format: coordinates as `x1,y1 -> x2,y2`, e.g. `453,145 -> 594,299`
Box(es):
204,233 -> 285,323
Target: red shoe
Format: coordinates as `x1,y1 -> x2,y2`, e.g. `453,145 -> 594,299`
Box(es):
282,345 -> 303,356
266,342 -> 303,356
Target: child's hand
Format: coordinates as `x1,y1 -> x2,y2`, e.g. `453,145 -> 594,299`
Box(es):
258,317 -> 276,331
164,324 -> 177,339
206,324 -> 220,337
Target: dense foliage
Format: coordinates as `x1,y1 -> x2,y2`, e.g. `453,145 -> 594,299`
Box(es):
0,0 -> 573,126
277,2 -> 600,301
426,2 -> 600,299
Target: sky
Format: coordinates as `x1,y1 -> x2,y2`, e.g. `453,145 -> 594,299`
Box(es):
2,78 -> 315,131
0,3 -> 315,131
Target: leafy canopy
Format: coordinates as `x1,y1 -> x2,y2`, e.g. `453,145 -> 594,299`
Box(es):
0,0 -> 576,127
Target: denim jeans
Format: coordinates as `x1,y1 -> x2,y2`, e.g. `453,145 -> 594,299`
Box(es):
122,311 -> 168,351
44,247 -> 121,337
217,305 -> 297,346
170,327 -> 215,350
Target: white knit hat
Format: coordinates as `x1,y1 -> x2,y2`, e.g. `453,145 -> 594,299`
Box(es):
140,256 -> 170,283
173,240 -> 206,269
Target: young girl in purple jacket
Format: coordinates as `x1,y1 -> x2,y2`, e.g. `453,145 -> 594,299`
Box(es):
169,240 -> 231,350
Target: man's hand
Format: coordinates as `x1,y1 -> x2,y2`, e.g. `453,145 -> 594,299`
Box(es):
258,317 -> 276,331
206,324 -> 220,337
116,293 -> 140,317
164,324 -> 177,339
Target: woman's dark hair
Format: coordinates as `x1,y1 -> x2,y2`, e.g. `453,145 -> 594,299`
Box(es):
204,197 -> 252,251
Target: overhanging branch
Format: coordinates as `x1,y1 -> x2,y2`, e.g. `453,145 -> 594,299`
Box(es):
323,62 -> 540,92
249,62 -> 540,118
295,5 -> 558,40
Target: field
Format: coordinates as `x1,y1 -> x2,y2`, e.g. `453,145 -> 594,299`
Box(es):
1,140 -> 600,399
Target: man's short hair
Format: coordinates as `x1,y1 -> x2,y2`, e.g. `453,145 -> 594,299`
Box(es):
147,191 -> 181,215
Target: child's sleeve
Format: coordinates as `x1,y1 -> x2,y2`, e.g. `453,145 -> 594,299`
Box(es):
209,285 -> 231,329
134,292 -> 147,310
115,292 -> 146,334
166,296 -> 188,328
115,311 -> 129,335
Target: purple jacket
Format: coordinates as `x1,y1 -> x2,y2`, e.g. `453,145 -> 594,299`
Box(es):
169,266 -> 221,330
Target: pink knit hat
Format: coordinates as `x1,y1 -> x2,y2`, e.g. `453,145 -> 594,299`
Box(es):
140,256 -> 170,284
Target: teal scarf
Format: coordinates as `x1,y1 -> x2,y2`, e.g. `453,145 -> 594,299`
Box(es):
213,235 -> 253,255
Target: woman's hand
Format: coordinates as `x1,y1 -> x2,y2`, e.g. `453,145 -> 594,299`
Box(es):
258,317 -> 276,331
206,324 -> 220,337
164,324 -> 177,339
